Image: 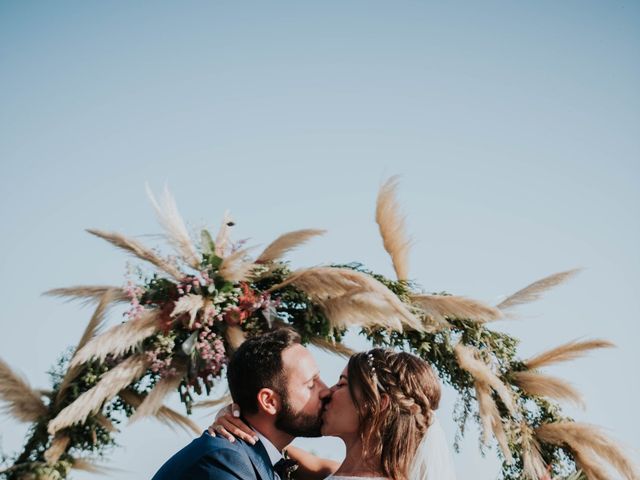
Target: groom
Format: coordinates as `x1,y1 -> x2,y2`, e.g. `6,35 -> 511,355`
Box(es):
151,328 -> 331,480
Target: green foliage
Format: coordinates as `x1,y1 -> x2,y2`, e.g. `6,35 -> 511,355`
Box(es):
2,258 -> 587,480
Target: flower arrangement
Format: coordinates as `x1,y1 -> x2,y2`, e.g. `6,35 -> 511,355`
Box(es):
0,178 -> 636,480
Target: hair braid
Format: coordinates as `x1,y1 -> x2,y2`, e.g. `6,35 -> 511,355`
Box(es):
347,348 -> 441,480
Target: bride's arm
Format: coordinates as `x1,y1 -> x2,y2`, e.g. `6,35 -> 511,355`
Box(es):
209,405 -> 340,479
285,445 -> 339,480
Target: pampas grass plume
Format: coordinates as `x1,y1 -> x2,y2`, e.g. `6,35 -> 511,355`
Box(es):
512,371 -> 584,408
376,176 -> 412,281
71,310 -> 160,367
410,294 -> 502,324
48,355 -> 149,435
257,229 -> 326,263
146,184 -> 200,269
497,269 -> 581,312
0,357 -> 47,423
44,285 -> 129,306
87,229 -> 183,280
524,339 -> 614,370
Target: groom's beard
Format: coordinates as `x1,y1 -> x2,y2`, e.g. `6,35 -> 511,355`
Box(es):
274,397 -> 323,438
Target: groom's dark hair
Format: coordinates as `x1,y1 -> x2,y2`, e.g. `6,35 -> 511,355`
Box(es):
227,328 -> 301,414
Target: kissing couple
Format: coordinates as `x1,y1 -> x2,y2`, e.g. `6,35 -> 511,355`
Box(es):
152,328 -> 456,480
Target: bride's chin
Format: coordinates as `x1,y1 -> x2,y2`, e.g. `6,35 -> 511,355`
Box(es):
320,423 -> 334,437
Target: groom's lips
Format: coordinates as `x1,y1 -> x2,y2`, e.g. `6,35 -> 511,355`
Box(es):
320,402 -> 330,419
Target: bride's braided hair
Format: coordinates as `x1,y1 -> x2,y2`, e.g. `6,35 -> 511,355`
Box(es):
347,348 -> 441,480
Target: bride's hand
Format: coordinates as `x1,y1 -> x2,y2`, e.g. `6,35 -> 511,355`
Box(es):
208,403 -> 258,445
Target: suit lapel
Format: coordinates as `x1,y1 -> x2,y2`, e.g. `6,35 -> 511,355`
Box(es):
240,439 -> 276,480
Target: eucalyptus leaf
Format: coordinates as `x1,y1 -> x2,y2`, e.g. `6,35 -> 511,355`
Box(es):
201,229 -> 215,256
181,331 -> 199,356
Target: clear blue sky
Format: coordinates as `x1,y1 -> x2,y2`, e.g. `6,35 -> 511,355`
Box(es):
1,2 -> 638,478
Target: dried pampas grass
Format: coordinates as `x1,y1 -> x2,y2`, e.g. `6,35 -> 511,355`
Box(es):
86,229 -> 183,280
0,357 -> 48,423
520,424 -> 547,480
129,363 -> 185,423
95,413 -> 117,432
56,290 -> 118,406
44,286 -> 128,306
218,248 -> 255,283
497,269 -> 581,312
120,390 -> 199,435
376,176 -> 412,281
146,184 -> 200,269
476,383 -> 513,462
225,325 -> 246,351
455,344 -> 517,462
455,344 -> 516,415
48,355 -> 149,435
410,294 -> 502,325
171,294 -> 204,328
308,336 -> 355,358
512,371 -> 584,408
524,339 -> 614,371
257,229 -> 326,264
44,435 -> 71,464
70,310 -> 160,367
321,290 -> 405,331
194,394 -> 233,411
271,267 -> 423,332
536,422 -> 639,480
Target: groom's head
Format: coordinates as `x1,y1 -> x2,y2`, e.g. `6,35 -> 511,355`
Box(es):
227,328 -> 328,437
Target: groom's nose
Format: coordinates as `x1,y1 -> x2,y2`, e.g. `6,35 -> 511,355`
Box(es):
318,381 -> 332,400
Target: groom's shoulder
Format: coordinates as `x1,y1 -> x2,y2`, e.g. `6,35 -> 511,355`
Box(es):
193,430 -> 246,453
151,431 -> 254,480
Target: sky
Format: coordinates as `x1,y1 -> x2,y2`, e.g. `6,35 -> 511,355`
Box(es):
0,1 -> 639,478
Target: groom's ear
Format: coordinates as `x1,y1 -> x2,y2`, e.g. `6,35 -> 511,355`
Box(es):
256,388 -> 280,416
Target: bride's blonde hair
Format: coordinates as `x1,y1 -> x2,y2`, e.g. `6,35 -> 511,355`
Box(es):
347,348 -> 441,480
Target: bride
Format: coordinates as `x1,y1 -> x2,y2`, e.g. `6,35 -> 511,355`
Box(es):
211,348 -> 456,480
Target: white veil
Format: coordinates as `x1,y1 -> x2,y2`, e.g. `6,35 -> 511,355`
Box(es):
408,416 -> 457,480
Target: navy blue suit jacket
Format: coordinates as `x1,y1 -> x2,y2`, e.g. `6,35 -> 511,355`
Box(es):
151,431 -> 276,480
